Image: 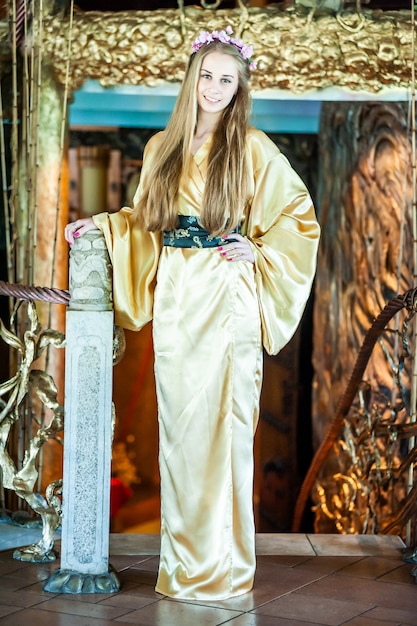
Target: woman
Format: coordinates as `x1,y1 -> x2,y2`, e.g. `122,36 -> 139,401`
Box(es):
65,27 -> 320,601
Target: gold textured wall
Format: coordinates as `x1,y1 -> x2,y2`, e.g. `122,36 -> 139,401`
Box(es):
41,6 -> 413,93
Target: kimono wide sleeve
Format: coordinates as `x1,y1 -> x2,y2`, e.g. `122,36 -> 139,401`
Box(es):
92,207 -> 161,331
245,130 -> 320,355
92,134 -> 164,331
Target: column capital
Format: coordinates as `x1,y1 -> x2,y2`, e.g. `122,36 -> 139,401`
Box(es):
69,231 -> 113,311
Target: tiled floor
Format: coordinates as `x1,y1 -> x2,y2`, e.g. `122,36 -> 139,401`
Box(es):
0,530 -> 416,625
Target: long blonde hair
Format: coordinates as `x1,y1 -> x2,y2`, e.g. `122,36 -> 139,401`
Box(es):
134,41 -> 252,235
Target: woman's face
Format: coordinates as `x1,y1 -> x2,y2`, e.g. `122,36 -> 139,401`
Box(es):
196,51 -> 239,119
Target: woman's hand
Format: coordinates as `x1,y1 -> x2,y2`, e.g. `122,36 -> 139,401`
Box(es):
218,233 -> 255,264
64,217 -> 98,245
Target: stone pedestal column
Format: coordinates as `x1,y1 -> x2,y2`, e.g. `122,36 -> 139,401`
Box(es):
44,231 -> 120,594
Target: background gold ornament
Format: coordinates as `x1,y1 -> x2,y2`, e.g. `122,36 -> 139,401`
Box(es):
39,6 -> 413,93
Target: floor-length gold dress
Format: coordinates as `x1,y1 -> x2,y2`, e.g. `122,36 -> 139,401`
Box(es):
93,128 -> 320,600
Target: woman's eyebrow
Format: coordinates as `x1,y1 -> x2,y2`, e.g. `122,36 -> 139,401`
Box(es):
200,68 -> 235,78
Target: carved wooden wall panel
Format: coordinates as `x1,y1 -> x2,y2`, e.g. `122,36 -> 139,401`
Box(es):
312,102 -> 414,532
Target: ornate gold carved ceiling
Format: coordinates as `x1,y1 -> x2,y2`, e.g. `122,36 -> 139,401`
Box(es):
41,6 -> 412,93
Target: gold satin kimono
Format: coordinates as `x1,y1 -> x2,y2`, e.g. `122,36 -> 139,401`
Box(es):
93,128 -> 320,601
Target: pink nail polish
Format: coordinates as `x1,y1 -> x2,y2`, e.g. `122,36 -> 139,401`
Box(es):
74,232 -> 80,238
218,246 -> 223,251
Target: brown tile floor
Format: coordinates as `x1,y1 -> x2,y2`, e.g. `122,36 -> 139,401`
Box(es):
0,534 -> 416,625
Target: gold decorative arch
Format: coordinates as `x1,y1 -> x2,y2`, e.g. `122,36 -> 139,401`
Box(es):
41,6 -> 413,93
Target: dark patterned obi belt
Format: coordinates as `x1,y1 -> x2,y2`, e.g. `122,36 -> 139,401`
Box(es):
163,215 -> 239,249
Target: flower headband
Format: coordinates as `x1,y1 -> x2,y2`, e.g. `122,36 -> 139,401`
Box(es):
192,25 -> 257,71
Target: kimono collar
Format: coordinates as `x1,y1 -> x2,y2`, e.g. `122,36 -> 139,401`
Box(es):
193,133 -> 213,166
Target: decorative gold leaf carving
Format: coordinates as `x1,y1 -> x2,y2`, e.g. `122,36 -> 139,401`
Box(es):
0,303 -> 65,562
39,7 -> 413,93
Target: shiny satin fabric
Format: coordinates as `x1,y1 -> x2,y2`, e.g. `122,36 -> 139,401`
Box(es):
92,127 -> 320,600
154,247 -> 262,599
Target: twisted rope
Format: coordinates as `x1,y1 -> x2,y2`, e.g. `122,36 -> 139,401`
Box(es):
0,280 -> 70,305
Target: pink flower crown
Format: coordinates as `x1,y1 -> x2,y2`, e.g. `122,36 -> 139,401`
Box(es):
192,25 -> 257,71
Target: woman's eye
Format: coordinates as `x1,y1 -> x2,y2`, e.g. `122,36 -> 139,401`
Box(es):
201,74 -> 211,79
222,79 -> 231,84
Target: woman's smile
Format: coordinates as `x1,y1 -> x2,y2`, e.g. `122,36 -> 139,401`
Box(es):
204,95 -> 220,103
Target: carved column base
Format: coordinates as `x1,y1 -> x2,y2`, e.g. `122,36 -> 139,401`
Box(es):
44,564 -> 120,594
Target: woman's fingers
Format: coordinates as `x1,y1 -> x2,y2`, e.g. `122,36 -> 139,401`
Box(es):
218,234 -> 255,263
64,218 -> 98,244
64,223 -> 77,245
